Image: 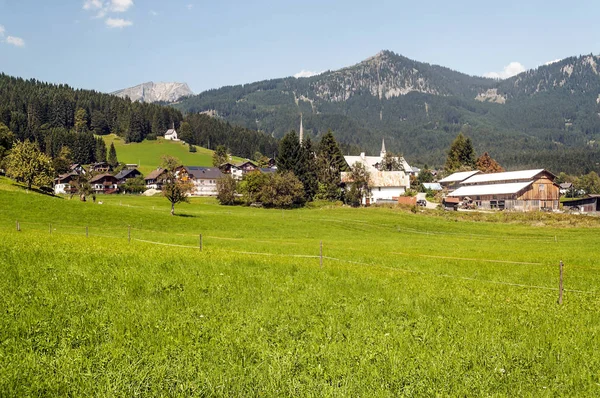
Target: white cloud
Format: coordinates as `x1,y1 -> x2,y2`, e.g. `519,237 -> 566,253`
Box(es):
0,25 -> 5,37
105,18 -> 133,28
294,70 -> 322,78
187,4 -> 193,10
83,0 -> 103,10
150,10 -> 158,16
6,36 -> 25,47
109,0 -> 134,13
484,62 -> 526,79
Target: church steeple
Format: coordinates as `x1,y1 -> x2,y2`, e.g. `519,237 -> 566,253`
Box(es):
380,138 -> 386,158
299,114 -> 304,144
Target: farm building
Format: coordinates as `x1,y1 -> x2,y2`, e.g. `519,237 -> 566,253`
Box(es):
342,140 -> 412,204
448,169 -> 559,211
562,195 -> 600,213
438,170 -> 481,191
89,174 -> 119,194
422,182 -> 443,191
177,166 -> 223,196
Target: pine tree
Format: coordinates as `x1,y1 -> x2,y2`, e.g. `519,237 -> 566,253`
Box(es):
108,142 -> 118,167
445,132 -> 476,173
212,145 -> 228,166
316,130 -> 347,200
95,137 -> 107,163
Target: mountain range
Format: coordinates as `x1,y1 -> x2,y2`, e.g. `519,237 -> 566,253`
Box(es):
112,82 -> 193,103
170,50 -> 600,173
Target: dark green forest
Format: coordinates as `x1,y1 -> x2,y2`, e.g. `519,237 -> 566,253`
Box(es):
0,74 -> 278,165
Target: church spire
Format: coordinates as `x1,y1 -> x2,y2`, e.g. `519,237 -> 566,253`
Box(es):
380,137 -> 386,157
299,114 -> 304,145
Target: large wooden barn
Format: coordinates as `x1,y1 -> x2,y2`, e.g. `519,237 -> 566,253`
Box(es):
447,169 -> 559,211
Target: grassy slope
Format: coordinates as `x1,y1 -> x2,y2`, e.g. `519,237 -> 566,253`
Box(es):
101,135 -> 243,175
1,177 -> 600,396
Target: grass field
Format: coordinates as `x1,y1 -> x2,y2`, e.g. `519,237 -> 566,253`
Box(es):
1,177 -> 600,396
101,134 -> 243,175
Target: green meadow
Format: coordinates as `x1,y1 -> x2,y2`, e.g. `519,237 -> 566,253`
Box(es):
1,177 -> 599,396
101,135 -> 242,175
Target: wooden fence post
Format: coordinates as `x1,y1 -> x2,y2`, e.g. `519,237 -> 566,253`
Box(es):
86,226 -> 89,238
128,225 -> 131,243
199,234 -> 202,252
320,241 -> 323,268
558,260 -> 564,305
16,220 -> 20,232
49,223 -> 52,234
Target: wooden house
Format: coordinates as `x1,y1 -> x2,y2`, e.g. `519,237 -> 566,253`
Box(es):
145,168 -> 167,190
90,162 -> 112,173
562,195 -> 600,213
448,169 -> 559,211
89,174 -> 119,194
114,168 -> 142,185
54,172 -> 79,195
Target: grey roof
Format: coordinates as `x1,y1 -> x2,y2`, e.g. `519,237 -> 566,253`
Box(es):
448,182 -> 533,197
438,170 -> 481,184
184,166 -> 223,180
422,182 -> 442,190
462,169 -> 547,185
114,169 -> 140,180
89,173 -> 118,183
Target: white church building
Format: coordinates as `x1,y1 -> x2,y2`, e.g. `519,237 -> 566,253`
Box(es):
164,123 -> 179,141
341,140 -> 412,204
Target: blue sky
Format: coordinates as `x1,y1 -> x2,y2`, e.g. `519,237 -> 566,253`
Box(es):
0,0 -> 598,94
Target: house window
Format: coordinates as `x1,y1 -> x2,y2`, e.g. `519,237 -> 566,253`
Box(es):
539,184 -> 545,192
378,187 -> 381,192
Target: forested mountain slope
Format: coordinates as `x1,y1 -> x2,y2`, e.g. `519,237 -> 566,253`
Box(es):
176,51 -> 600,173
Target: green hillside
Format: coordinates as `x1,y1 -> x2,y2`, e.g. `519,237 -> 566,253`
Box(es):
101,134 -> 241,174
1,178 -> 600,395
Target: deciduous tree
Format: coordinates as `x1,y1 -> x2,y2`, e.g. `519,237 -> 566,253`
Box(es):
212,145 -> 228,167
160,155 -> 192,215
5,140 -> 54,189
476,152 -> 504,173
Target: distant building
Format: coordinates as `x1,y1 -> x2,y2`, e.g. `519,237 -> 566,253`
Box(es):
89,162 -> 111,173
114,168 -> 142,185
89,174 -> 119,194
164,123 -> 179,141
54,173 -> 78,195
422,182 -> 443,191
341,139 -> 412,204
220,160 -> 259,180
438,170 -> 481,192
145,168 -> 167,190
562,195 -> 600,213
448,169 -> 560,211
177,166 -> 223,196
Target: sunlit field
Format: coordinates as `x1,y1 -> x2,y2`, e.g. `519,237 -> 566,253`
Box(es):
1,177 -> 599,396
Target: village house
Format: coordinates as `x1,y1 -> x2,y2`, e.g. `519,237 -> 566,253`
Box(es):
89,174 -> 119,194
69,163 -> 86,175
447,169 -> 560,211
220,160 -> 259,180
114,168 -> 142,185
145,168 -> 167,190
89,162 -> 112,173
341,140 -> 412,204
177,166 -> 223,196
54,172 -> 78,195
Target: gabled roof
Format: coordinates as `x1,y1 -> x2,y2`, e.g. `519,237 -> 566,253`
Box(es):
183,166 -> 223,180
438,170 -> 481,184
344,155 -> 413,173
236,160 -> 258,167
55,172 -> 78,183
114,168 -> 140,180
448,182 -> 533,197
89,173 -> 118,183
461,169 -> 548,185
165,129 -> 177,136
145,168 -> 166,180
